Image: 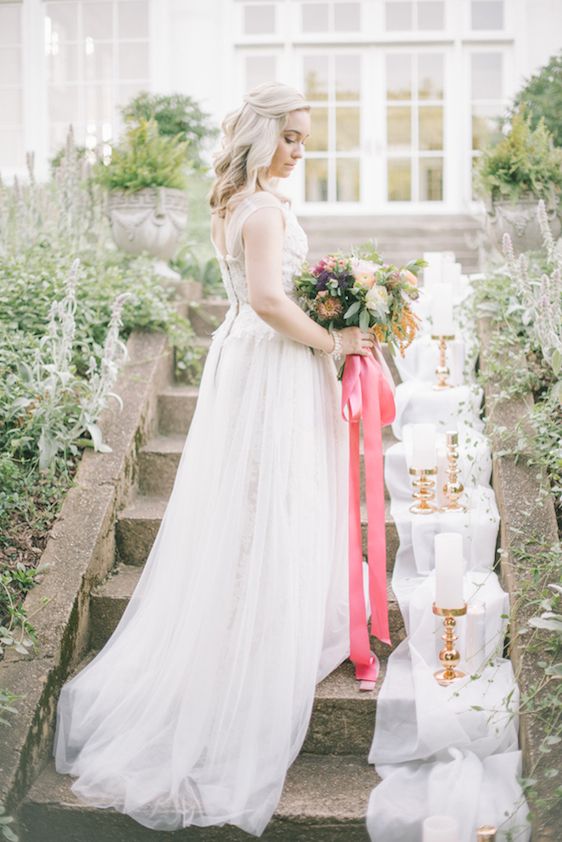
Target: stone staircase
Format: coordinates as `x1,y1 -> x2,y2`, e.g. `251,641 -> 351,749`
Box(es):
17,297 -> 405,842
301,213 -> 485,273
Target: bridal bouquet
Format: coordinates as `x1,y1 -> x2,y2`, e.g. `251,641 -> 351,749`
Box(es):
294,242 -> 424,373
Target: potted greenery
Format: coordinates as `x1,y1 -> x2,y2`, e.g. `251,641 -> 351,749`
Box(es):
474,107 -> 562,251
120,91 -> 218,173
93,119 -> 189,279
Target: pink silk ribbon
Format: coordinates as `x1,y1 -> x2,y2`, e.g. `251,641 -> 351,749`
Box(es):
341,352 -> 396,682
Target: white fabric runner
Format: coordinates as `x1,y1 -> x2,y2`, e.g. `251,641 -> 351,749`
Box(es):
391,381 -> 484,440
366,267 -> 531,840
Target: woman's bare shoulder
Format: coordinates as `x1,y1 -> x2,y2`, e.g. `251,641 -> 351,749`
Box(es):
242,195 -> 287,243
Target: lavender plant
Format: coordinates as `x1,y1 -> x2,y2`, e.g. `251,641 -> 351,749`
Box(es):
0,127 -> 108,257
16,260 -> 131,470
502,201 -> 562,381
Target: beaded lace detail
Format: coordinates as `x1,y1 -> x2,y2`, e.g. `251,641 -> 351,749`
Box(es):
210,194 -> 309,341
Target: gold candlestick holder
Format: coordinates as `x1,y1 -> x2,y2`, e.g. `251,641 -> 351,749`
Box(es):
432,602 -> 467,685
431,334 -> 455,390
441,431 -> 467,512
476,827 -> 497,841
408,467 -> 437,514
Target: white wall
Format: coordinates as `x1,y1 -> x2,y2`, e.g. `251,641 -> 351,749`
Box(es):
523,0 -> 562,80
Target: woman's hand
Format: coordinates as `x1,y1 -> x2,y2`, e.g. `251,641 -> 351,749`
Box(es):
337,327 -> 378,356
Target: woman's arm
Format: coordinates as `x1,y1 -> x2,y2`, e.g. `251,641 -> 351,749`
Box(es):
243,205 -> 336,353
243,205 -> 376,360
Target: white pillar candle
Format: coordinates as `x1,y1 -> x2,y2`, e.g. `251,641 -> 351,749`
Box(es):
424,265 -> 442,288
423,815 -> 460,842
465,600 -> 487,672
423,251 -> 444,270
410,423 -> 437,470
443,261 -> 462,285
434,532 -> 465,608
431,283 -> 454,335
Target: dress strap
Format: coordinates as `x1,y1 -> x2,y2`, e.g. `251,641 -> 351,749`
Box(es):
226,192 -> 288,260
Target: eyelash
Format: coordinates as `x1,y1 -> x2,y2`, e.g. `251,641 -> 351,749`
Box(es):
285,138 -> 306,146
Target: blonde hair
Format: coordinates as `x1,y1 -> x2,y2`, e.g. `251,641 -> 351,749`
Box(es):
209,81 -> 310,218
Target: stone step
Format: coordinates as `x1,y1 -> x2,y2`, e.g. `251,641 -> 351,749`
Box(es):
300,216 -> 483,271
89,563 -> 404,660
18,753 -> 375,841
175,336 -> 211,385
117,491 -> 398,568
188,297 -> 231,338
166,356 -> 399,437
138,427 -> 396,499
157,384 -> 199,436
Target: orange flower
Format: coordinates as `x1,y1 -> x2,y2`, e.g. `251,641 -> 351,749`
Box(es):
400,269 -> 418,287
315,295 -> 344,320
372,323 -> 387,343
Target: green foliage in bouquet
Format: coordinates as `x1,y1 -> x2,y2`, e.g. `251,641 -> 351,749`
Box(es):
294,240 -> 425,355
474,107 -> 562,203
509,51 -> 562,148
120,91 -> 219,173
92,119 -> 189,192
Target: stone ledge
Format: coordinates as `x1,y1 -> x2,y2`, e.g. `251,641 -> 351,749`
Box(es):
478,317 -> 561,842
0,329 -> 173,815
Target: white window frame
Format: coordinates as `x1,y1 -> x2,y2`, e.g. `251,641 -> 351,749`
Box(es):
463,43 -> 514,211
4,0 -> 168,181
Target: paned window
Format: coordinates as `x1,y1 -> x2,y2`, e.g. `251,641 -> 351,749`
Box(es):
470,0 -> 504,31
300,1 -> 361,34
242,3 -> 276,35
470,50 -> 505,197
244,54 -> 278,90
384,1 -> 445,32
385,51 -> 445,201
302,52 -> 361,202
44,0 -> 150,156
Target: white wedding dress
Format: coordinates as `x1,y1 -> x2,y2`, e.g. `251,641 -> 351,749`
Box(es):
53,190 -> 351,836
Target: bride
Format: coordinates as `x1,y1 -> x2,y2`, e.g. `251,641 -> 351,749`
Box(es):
53,81 -> 377,837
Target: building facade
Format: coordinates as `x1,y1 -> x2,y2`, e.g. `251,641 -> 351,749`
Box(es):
1,0 -> 561,217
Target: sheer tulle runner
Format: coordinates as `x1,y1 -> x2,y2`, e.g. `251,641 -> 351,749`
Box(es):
341,352 -> 395,682
366,269 -> 531,840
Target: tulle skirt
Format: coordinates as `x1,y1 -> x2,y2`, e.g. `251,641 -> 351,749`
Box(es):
53,320 -> 351,837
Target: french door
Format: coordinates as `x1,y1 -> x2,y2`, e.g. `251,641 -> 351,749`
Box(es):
298,46 -> 450,210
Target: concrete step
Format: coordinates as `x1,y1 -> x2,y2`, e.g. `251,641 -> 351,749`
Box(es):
18,753 -> 375,841
137,427 -> 397,499
175,336 -> 211,385
157,384 -> 199,436
188,297 -> 231,338
116,488 -> 398,568
167,353 -> 399,436
89,563 -> 404,659
300,215 -> 483,273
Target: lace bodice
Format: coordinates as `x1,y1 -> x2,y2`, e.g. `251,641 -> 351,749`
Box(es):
210,192 -> 308,340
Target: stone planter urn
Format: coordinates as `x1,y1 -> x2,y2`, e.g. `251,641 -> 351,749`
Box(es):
486,194 -> 561,252
107,186 -> 188,280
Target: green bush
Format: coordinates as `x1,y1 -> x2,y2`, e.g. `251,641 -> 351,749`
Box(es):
93,119 -> 189,192
120,91 -> 218,172
474,107 -> 562,203
510,51 -> 562,148
0,134 -> 199,665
